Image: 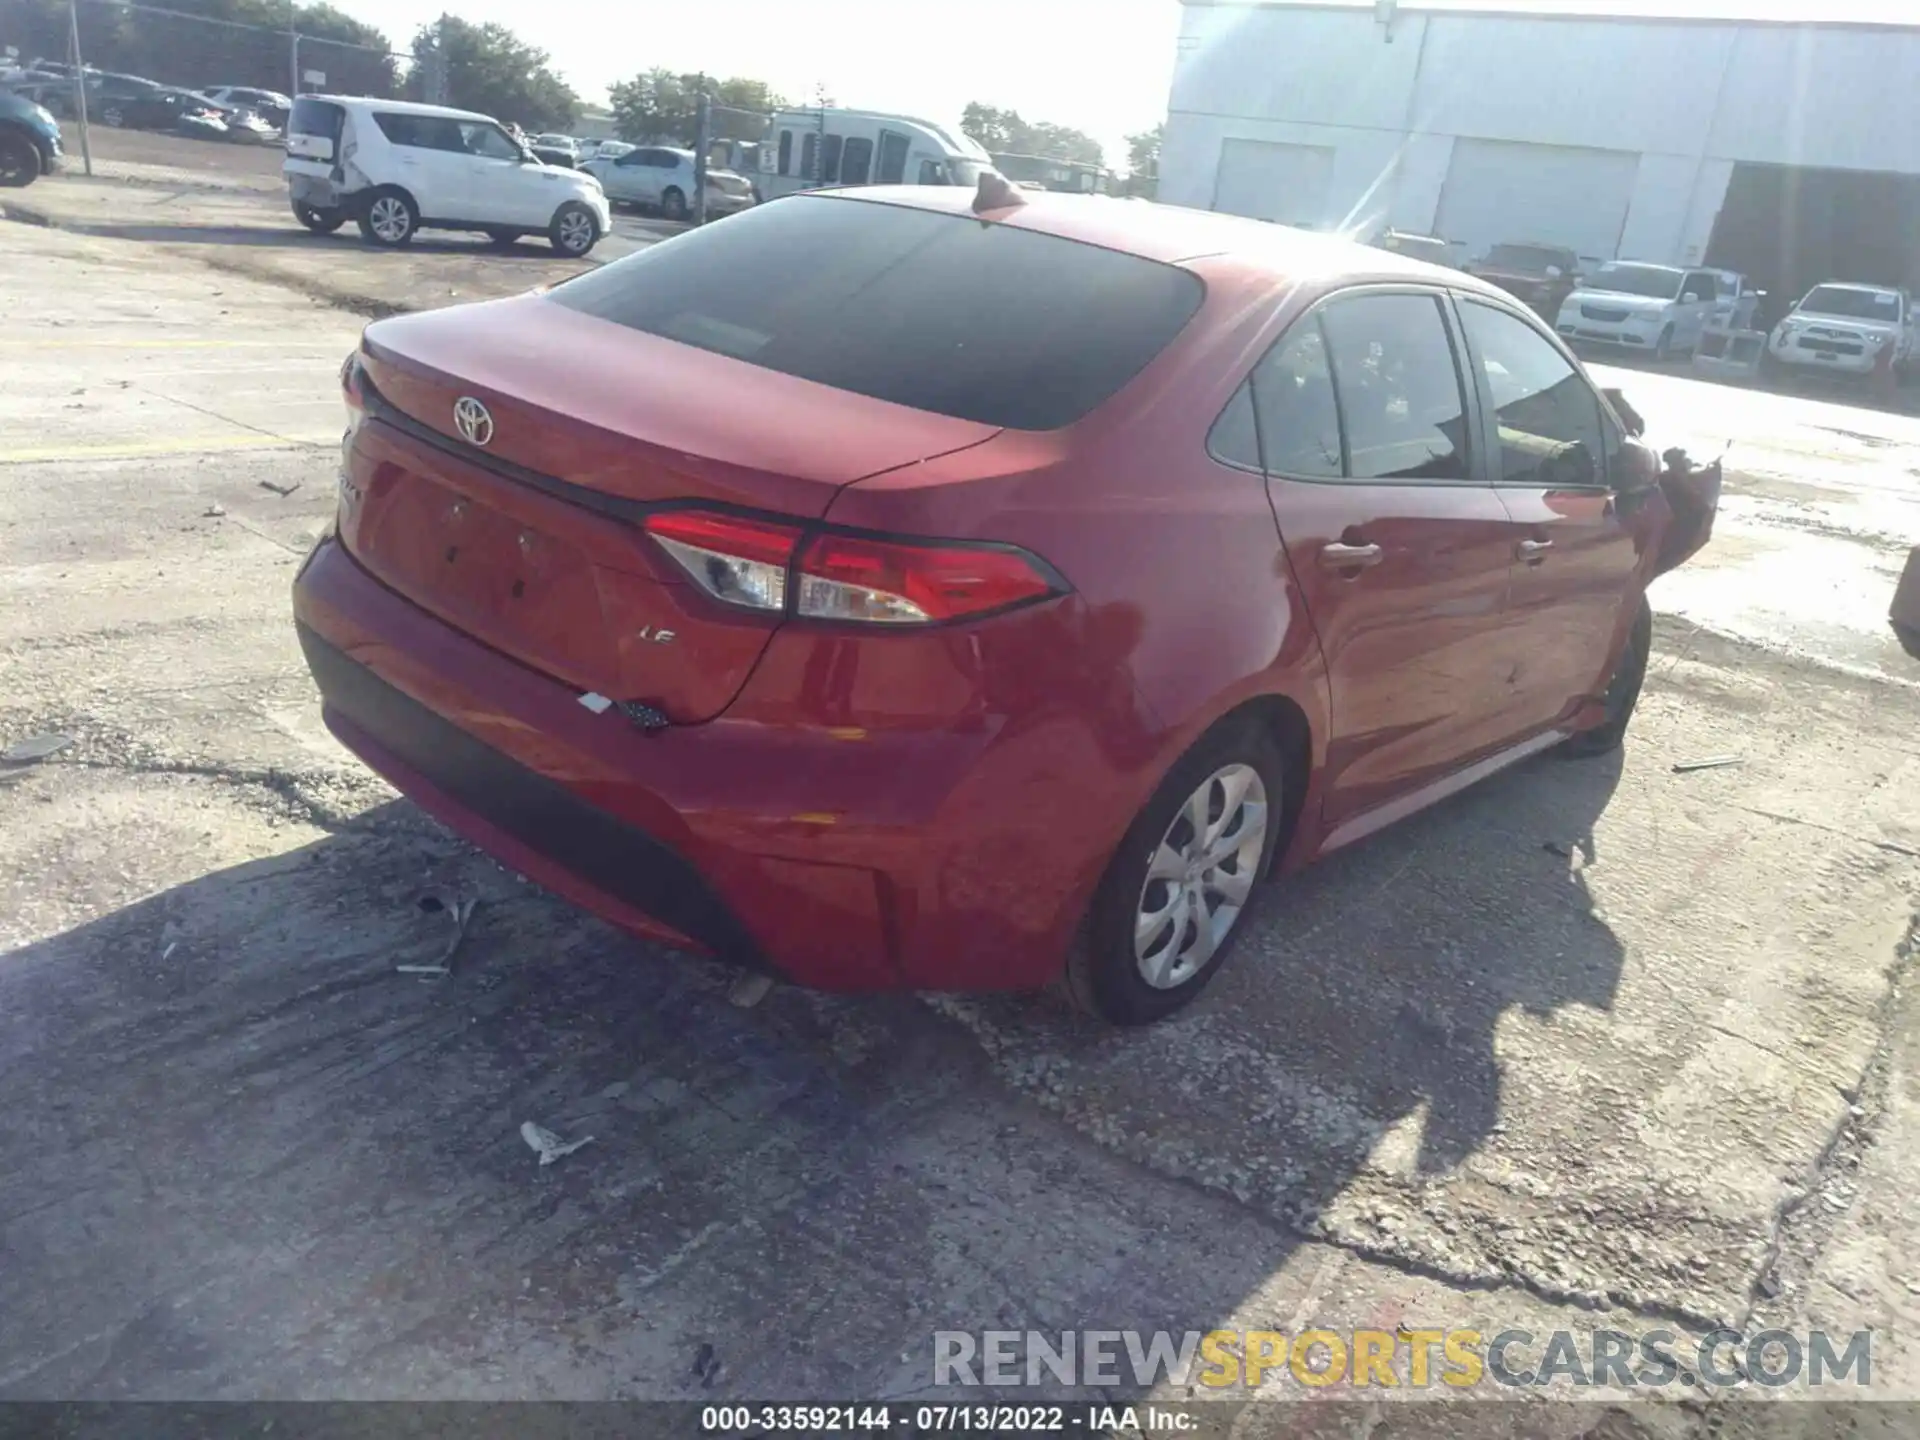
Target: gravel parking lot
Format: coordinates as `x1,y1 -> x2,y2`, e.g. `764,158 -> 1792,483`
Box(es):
3,203 -> 1919,1432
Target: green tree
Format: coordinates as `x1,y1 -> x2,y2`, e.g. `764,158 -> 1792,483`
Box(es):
408,15 -> 577,131
1124,123 -> 1162,197
960,101 -> 1104,167
0,0 -> 395,96
609,70 -> 784,145
959,101 -> 1021,153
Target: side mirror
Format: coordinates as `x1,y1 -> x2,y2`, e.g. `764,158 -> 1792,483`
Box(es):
1682,291 -> 1701,304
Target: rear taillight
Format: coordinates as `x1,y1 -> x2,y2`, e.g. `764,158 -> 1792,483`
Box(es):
643,509 -> 1064,625
795,533 -> 1058,623
645,510 -> 800,611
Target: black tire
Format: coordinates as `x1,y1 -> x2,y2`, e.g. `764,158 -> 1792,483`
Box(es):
484,227 -> 522,247
1562,597 -> 1652,758
356,186 -> 418,247
292,202 -> 345,234
0,129 -> 42,188
1653,325 -> 1675,363
660,186 -> 688,222
1061,718 -> 1289,1026
548,201 -> 599,257
100,105 -> 126,128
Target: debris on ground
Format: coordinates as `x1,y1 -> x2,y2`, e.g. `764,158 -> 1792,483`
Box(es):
258,478 -> 301,497
1542,841 -> 1572,858
693,1341 -> 722,1387
2,733 -> 74,765
394,888 -> 480,976
728,972 -> 775,1009
1673,755 -> 1742,773
203,503 -> 226,518
520,1120 -> 594,1167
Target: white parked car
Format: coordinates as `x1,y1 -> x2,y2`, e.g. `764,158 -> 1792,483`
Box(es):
1766,283 -> 1915,380
282,95 -> 611,256
1553,261 -> 1720,360
582,144 -> 755,221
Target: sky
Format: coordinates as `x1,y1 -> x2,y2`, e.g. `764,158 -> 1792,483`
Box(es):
327,0 -> 1185,169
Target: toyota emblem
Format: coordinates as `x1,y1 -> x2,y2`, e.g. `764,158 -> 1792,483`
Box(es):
453,396 -> 493,447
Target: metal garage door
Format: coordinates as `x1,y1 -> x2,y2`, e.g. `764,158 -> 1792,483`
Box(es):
1213,139 -> 1334,227
1435,139 -> 1640,263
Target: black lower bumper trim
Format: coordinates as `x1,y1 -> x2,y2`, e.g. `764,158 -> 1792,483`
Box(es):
296,623 -> 771,971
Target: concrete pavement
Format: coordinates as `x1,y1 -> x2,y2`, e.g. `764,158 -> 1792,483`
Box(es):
1,220 -> 1918,1430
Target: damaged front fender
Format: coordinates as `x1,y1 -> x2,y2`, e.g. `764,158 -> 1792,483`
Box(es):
1602,386 -> 1722,577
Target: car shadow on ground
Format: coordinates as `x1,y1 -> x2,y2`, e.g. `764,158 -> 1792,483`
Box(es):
0,747 -> 1628,1400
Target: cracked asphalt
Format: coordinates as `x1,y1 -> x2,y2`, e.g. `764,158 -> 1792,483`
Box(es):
3,219 -> 1919,1431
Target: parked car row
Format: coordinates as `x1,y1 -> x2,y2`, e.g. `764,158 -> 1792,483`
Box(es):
2,63 -> 286,144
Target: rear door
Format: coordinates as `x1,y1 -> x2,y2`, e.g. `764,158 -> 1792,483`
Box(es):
369,112 -> 467,216
283,96 -> 344,179
1255,288 -> 1523,829
1454,296 -> 1640,732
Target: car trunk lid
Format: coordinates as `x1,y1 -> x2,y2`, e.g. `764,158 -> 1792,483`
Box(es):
340,295 -> 1000,723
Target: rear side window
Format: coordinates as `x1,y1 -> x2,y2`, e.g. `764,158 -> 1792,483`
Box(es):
1458,302 -> 1604,489
777,129 -> 792,175
289,97 -> 345,141
1318,293 -> 1470,481
548,195 -> 1205,430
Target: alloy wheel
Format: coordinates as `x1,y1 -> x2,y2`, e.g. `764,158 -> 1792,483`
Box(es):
557,208 -> 595,254
1134,763 -> 1268,989
369,197 -> 410,243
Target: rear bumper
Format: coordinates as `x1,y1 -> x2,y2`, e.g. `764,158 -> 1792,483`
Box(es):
297,621 -> 773,972
291,536 -> 1113,993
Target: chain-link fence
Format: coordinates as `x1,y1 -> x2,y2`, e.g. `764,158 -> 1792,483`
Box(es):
1,0 -> 404,174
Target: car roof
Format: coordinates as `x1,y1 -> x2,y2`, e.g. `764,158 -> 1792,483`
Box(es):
810,188 -> 1513,293
1811,281 -> 1899,294
1602,259 -> 1684,271
310,94 -> 497,124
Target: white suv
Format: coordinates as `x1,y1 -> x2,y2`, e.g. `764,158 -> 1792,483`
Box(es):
1767,283 -> 1916,380
283,96 -> 611,257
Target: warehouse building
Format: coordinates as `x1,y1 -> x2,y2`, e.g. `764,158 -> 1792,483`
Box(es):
1158,0 -> 1920,315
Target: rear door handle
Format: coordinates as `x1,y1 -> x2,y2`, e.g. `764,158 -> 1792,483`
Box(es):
1517,538 -> 1554,561
1319,542 -> 1383,570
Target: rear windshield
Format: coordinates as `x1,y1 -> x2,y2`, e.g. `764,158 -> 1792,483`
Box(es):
547,194 -> 1205,430
1799,286 -> 1902,320
289,97 -> 344,141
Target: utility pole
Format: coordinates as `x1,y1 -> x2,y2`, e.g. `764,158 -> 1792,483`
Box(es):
66,0 -> 91,177
693,88 -> 711,226
288,0 -> 299,97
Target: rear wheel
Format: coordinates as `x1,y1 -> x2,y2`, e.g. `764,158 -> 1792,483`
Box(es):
292,202 -> 345,234
0,129 -> 41,188
100,104 -> 126,128
1561,597 -> 1652,758
1062,720 -> 1286,1025
548,201 -> 598,257
660,186 -> 688,222
357,187 -> 417,247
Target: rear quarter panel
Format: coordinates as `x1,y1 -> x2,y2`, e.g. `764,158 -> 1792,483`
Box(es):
825,251 -> 1338,877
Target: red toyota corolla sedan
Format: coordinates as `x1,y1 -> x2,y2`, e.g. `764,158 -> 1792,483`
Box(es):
292,181 -> 1718,1024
